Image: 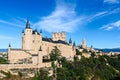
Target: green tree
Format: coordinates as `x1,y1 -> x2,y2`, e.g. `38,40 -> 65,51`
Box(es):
33,68 -> 49,80
18,71 -> 22,78
0,57 -> 8,64
50,46 -> 61,61
76,49 -> 82,55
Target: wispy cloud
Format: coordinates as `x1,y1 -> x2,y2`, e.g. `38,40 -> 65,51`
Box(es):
0,35 -> 14,40
104,0 -> 120,4
89,8 -> 120,21
100,20 -> 120,31
0,19 -> 23,28
0,17 -> 30,28
34,0 -> 86,33
33,0 -> 120,33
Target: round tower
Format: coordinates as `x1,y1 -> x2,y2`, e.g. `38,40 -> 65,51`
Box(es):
22,19 -> 33,50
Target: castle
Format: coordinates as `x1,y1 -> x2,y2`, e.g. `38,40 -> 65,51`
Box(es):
8,20 -> 77,67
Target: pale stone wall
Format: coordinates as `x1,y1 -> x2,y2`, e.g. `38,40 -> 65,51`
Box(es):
8,49 -> 32,64
32,56 -> 38,64
8,40 -> 76,64
42,41 -> 75,58
0,64 -> 38,70
56,44 -> 75,58
0,63 -> 51,71
32,34 -> 42,52
42,41 -> 55,56
22,28 -> 33,50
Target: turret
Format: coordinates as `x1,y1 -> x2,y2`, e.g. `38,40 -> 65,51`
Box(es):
40,29 -> 42,35
35,28 -> 38,35
26,19 -> 30,29
8,43 -> 11,53
8,43 -> 11,62
38,46 -> 43,67
69,38 -> 72,46
82,38 -> 87,49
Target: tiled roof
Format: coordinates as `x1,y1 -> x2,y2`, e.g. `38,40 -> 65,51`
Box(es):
42,37 -> 68,45
32,30 -> 40,35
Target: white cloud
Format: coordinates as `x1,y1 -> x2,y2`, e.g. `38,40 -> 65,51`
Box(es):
104,0 -> 120,4
34,0 -> 86,33
33,0 -> 120,33
89,8 -> 120,21
0,17 -> 31,29
0,19 -> 24,28
0,35 -> 14,40
100,20 -> 120,31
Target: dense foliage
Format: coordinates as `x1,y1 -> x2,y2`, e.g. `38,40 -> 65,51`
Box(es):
0,57 -> 8,64
33,69 -> 49,80
50,46 -> 61,61
33,47 -> 120,80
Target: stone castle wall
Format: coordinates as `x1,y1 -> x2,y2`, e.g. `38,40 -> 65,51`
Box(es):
0,62 -> 51,70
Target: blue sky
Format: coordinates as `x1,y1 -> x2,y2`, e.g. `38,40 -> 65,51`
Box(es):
0,0 -> 120,48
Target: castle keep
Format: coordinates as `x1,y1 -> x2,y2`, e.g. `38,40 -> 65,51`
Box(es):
8,20 -> 76,67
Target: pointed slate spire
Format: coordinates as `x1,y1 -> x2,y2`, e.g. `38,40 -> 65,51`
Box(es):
69,37 -> 72,44
26,19 -> 30,29
91,45 -> 93,48
73,41 -> 76,47
40,29 -> 42,33
8,43 -> 11,47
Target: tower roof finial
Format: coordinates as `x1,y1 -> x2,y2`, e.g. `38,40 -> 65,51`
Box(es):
69,37 -> 72,44
40,29 -> 42,33
26,18 -> 30,29
8,43 -> 11,47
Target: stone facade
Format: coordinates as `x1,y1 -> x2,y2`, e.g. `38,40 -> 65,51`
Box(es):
8,20 -> 76,68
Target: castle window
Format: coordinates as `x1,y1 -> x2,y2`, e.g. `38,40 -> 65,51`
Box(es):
33,40 -> 34,43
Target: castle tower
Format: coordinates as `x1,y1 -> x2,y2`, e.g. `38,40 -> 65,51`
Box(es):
82,39 -> 87,49
52,32 -> 66,41
22,19 -> 33,50
32,28 -> 42,52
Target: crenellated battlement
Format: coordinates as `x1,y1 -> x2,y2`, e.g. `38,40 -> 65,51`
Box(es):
52,32 -> 66,42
